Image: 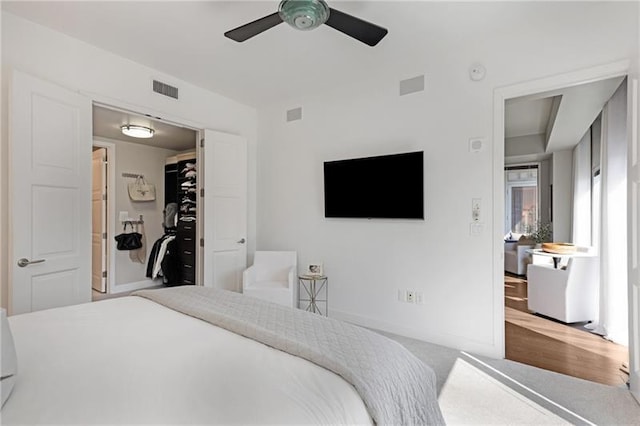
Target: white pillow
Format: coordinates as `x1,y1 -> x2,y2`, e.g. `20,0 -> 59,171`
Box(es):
1,308 -> 18,407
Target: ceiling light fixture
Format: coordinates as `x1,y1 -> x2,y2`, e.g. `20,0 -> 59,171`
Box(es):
121,125 -> 154,139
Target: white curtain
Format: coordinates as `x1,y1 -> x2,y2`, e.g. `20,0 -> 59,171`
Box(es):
571,132 -> 592,246
588,80 -> 628,345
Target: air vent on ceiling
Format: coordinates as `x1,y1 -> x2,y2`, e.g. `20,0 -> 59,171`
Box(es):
286,107 -> 302,122
399,75 -> 425,96
153,80 -> 179,99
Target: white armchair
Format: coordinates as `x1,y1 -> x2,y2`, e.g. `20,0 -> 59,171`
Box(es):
527,256 -> 599,323
242,251 -> 297,307
504,238 -> 534,275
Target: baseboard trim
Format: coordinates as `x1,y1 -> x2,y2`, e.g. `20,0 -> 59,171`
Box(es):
109,279 -> 160,294
330,308 -> 502,358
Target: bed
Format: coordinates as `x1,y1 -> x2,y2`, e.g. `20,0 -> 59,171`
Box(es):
1,286 -> 444,425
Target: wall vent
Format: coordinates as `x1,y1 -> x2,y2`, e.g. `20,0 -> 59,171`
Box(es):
153,80 -> 179,99
399,75 -> 425,96
286,107 -> 302,122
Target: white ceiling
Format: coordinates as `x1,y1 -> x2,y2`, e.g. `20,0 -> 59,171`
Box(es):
1,1 -> 408,107
2,1 -> 626,153
93,105 -> 197,151
504,76 -> 625,161
2,1 -> 574,108
505,97 -> 554,139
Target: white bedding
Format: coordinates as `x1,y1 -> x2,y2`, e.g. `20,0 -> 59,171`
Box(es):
3,296 -> 372,425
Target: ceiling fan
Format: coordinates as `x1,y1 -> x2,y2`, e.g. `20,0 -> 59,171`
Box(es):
224,0 -> 388,47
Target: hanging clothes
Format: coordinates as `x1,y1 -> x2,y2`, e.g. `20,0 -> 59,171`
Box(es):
164,203 -> 178,229
146,202 -> 180,282
152,235 -> 175,279
160,239 -> 181,286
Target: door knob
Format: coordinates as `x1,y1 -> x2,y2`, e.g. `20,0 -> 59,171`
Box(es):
17,258 -> 46,267
237,238 -> 246,244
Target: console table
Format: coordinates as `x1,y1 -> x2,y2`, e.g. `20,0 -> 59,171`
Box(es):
298,275 -> 328,316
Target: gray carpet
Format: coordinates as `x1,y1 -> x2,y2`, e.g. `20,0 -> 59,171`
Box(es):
380,331 -> 640,425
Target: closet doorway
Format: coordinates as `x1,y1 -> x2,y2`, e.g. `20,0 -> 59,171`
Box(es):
91,104 -> 199,298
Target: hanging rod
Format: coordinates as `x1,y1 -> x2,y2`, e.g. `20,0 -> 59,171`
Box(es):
122,215 -> 144,225
122,172 -> 144,179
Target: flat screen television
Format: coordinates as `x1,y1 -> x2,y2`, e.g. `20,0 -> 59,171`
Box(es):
323,151 -> 424,219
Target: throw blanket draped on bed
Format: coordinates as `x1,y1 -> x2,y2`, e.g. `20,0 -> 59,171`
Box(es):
134,287 -> 445,426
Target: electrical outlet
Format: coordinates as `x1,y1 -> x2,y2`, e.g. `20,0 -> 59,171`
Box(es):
406,290 -> 415,303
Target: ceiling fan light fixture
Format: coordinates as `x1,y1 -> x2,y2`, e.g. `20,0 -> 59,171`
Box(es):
278,0 -> 329,31
121,125 -> 154,139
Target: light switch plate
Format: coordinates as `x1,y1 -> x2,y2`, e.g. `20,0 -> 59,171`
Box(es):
470,222 -> 484,236
472,198 -> 481,222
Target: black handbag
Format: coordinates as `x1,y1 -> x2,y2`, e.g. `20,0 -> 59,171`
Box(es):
114,223 -> 143,251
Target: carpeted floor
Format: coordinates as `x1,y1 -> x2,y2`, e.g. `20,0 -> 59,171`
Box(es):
380,331 -> 640,425
438,357 -> 569,425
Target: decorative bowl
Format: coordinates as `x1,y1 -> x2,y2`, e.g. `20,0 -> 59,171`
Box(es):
541,242 -> 577,254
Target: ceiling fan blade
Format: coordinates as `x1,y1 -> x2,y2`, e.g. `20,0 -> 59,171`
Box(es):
224,12 -> 284,42
325,8 -> 388,47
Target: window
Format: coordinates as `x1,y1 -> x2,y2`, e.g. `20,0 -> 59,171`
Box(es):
505,166 -> 539,235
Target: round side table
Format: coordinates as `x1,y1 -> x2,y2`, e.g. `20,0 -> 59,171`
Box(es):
298,275 -> 328,316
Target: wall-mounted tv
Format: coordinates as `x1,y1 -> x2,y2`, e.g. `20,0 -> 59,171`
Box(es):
323,151 -> 424,219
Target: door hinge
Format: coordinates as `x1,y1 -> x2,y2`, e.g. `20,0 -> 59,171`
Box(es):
102,271 -> 107,278
200,188 -> 204,198
102,232 -> 107,239
200,238 -> 204,247
200,138 -> 204,148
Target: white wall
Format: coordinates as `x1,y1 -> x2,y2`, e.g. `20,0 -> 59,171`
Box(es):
0,12 -> 258,309
256,2 -> 638,356
552,150 -> 573,242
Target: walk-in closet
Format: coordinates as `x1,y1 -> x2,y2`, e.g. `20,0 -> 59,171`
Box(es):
91,104 -> 200,299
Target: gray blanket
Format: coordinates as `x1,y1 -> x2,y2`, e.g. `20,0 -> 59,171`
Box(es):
133,286 -> 445,425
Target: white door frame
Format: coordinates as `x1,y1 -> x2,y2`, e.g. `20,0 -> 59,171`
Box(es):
627,77 -> 640,402
492,60 -> 632,358
92,139 -> 116,294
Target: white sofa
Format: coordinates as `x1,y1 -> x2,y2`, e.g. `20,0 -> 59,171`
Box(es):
504,236 -> 534,275
527,256 -> 599,323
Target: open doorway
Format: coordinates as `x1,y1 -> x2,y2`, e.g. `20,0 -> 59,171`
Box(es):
501,75 -> 630,386
91,104 -> 200,299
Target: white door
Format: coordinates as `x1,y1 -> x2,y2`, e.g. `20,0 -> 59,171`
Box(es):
628,77 -> 640,401
203,129 -> 247,291
10,71 -> 92,314
91,148 -> 107,293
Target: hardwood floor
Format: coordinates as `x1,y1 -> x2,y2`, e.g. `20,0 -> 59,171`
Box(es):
504,273 -> 629,386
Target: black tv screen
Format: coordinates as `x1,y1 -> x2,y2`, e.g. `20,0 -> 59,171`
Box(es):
324,151 -> 424,219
